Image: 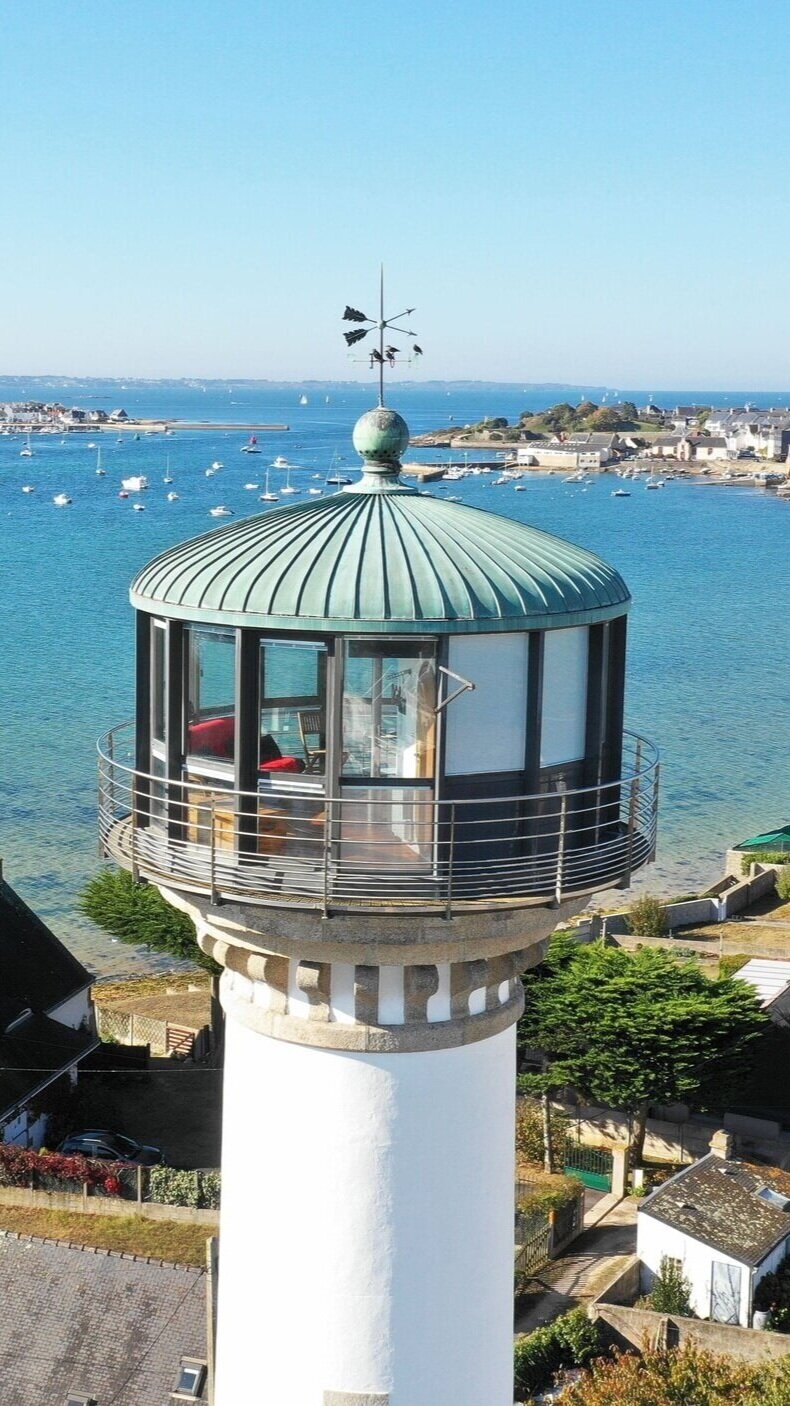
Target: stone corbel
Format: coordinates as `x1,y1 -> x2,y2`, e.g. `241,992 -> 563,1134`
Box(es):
450,958 -> 488,1018
296,960 -> 331,1020
354,965 -> 379,1025
403,964 -> 439,1023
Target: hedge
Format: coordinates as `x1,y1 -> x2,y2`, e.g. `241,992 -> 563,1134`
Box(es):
147,1166 -> 221,1210
514,1308 -> 600,1398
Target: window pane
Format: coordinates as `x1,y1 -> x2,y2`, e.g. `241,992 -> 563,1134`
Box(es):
151,622 -> 166,742
186,627 -> 236,761
540,627 -> 589,767
342,641 -> 436,779
260,640 -> 326,774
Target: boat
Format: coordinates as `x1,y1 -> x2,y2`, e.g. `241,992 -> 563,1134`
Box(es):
279,463 -> 300,495
87,442 -> 97,450
133,502 -> 146,511
52,493 -> 71,506
118,490 -> 129,499
134,433 -> 141,440
563,471 -> 585,483
167,492 -> 180,502
299,394 -> 308,406
272,456 -> 291,468
244,482 -> 259,490
308,487 -> 323,495
211,460 -> 224,470
121,475 -> 148,492
20,434 -> 33,459
95,447 -> 106,476
514,484 -> 528,492
163,475 -> 174,484
205,468 -> 217,477
259,465 -> 278,502
209,505 -> 233,517
241,435 -> 261,455
612,489 -> 631,497
326,473 -> 352,485
645,477 -> 660,490
21,485 -> 35,493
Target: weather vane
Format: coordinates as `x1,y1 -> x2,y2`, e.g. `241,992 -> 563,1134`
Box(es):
342,266 -> 423,406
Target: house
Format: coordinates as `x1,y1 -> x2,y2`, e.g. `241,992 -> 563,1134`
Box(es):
516,432 -> 620,470
0,1234 -> 208,1404
692,435 -> 729,462
646,434 -> 691,460
109,407 -> 129,421
638,1140 -> 790,1326
735,959 -> 790,1026
0,871 -> 97,1147
671,405 -> 703,431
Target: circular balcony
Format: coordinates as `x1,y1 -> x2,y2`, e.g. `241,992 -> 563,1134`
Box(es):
98,724 -> 659,917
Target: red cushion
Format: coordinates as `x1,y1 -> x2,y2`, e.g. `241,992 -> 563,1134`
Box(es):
188,716 -> 235,758
259,756 -> 305,773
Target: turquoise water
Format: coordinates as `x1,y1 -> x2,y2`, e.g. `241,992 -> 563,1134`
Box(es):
0,381 -> 787,973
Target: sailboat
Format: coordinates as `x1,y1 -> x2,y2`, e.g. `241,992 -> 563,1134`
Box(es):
279,462 -> 300,495
299,394 -> 308,406
163,454 -> 173,484
241,435 -> 261,454
95,446 -> 106,476
20,434 -> 33,458
259,465 -> 278,502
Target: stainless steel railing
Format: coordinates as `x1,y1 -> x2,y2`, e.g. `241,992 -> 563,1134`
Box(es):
98,723 -> 658,916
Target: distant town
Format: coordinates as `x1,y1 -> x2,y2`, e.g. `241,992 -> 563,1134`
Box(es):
412,399 -> 790,485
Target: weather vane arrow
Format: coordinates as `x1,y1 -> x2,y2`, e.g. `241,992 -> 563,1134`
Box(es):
342,266 -> 423,406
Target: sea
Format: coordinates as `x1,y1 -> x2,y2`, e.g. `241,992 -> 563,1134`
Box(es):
0,378 -> 787,975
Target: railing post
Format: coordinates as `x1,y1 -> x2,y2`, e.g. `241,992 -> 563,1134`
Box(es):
554,791 -> 568,907
130,782 -> 139,883
445,803 -> 456,921
321,799 -> 332,920
650,761 -> 660,863
209,798 -> 219,906
622,738 -> 642,889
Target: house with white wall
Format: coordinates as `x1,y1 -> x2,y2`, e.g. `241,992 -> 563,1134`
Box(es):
0,869 -> 98,1147
638,1142 -> 790,1326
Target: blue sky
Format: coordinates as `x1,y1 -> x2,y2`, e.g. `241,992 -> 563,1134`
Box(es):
1,0 -> 789,385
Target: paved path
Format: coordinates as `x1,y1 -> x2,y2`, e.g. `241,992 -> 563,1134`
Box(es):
515,1194 -> 637,1335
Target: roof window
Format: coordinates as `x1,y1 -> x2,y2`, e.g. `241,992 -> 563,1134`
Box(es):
66,1396 -> 97,1406
171,1358 -> 207,1401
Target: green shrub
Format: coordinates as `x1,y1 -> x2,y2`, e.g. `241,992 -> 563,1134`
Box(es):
514,1309 -> 600,1397
719,953 -> 751,978
627,894 -> 669,938
648,1255 -> 693,1315
516,1176 -> 583,1218
740,851 -> 790,875
778,867 -> 790,902
515,1096 -> 569,1168
754,1252 -> 790,1331
147,1166 -> 220,1211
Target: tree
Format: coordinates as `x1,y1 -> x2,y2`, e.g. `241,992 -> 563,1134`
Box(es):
519,938 -> 766,1164
80,868 -> 219,974
648,1255 -> 693,1315
559,1344 -> 790,1406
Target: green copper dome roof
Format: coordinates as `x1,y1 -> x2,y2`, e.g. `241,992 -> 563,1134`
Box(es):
130,482 -> 630,634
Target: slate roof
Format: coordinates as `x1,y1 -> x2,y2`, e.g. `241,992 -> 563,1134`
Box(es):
0,1013 -> 96,1117
640,1152 -> 790,1266
0,879 -> 91,1013
0,1233 -> 207,1405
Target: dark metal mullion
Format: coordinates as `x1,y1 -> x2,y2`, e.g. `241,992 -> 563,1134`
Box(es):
165,621 -> 185,841
135,612 -> 151,828
236,631 -> 260,856
523,631 -> 544,858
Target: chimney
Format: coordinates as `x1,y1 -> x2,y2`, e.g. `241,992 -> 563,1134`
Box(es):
709,1128 -> 735,1159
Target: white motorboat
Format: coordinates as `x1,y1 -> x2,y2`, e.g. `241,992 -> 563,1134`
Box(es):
53,492 -> 72,506
326,473 -> 352,485
167,492 -> 180,501
133,502 -> 146,511
514,484 -> 528,491
612,488 -> 631,497
205,468 -> 217,477
308,487 -> 322,495
211,460 -> 224,470
118,490 -> 129,499
87,441 -> 97,450
122,475 -> 148,492
22,485 -> 35,493
244,482 -> 259,490
210,505 -> 233,517
272,456 -> 290,468
20,435 -> 33,458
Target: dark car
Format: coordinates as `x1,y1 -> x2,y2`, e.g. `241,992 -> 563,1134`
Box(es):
57,1129 -> 163,1166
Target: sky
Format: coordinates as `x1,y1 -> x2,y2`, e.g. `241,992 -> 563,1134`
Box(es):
1,0 -> 789,386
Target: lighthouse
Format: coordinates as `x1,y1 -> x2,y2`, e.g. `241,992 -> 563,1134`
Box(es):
98,370 -> 657,1403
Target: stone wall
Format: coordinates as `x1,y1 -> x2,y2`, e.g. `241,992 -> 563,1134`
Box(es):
592,1257 -> 790,1365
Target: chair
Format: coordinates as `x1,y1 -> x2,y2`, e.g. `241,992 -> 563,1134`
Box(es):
297,709 -> 326,773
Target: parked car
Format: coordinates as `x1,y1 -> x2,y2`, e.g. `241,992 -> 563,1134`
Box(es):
57,1130 -> 163,1166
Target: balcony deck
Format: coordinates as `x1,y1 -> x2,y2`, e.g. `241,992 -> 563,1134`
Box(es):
98,726 -> 658,918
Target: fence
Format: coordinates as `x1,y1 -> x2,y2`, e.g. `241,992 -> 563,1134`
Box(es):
95,1004 -> 210,1059
514,1179 -> 586,1279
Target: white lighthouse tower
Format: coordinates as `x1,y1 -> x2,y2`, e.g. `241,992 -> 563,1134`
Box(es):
99,365 -> 657,1403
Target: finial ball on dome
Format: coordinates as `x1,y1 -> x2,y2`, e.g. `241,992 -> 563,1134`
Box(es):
352,407 -> 410,465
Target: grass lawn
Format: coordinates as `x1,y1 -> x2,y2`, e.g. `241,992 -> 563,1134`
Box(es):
0,1206 -> 215,1266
